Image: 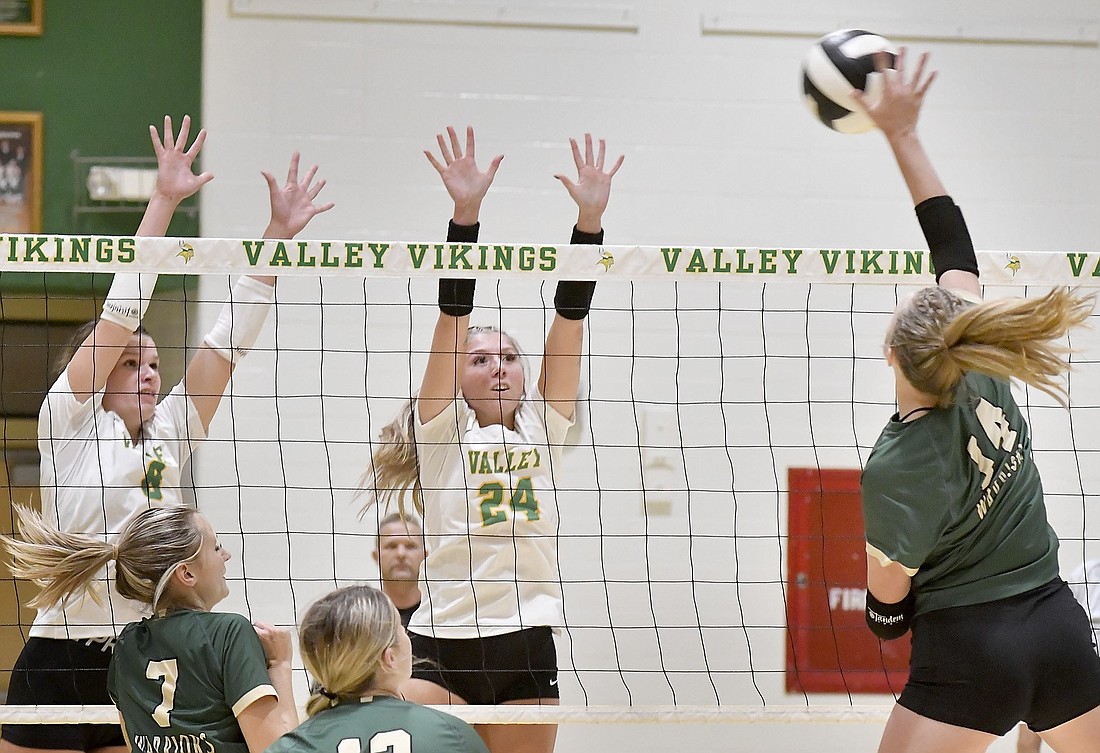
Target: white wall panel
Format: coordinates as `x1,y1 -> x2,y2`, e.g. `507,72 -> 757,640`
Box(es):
201,2 -> 1100,750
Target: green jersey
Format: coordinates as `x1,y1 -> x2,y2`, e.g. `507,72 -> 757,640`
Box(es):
266,695 -> 488,753
862,372 -> 1059,616
107,610 -> 276,753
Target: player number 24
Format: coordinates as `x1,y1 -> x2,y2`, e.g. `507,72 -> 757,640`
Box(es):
478,477 -> 540,526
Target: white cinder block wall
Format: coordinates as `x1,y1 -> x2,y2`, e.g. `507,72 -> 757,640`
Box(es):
197,1 -> 1100,750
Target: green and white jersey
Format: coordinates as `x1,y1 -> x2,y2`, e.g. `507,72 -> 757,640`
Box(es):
412,389 -> 573,638
862,372 -> 1059,616
34,372 -> 206,639
107,610 -> 276,753
266,696 -> 488,753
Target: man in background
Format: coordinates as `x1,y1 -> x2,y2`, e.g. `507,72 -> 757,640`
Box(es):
373,513 -> 426,628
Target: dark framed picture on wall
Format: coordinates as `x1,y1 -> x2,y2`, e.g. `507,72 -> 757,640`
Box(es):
0,112 -> 43,233
0,0 -> 43,36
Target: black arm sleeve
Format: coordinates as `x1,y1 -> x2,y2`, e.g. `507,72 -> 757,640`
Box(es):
438,221 -> 479,317
569,225 -> 604,246
447,220 -> 480,243
554,225 -> 603,320
915,195 -> 979,283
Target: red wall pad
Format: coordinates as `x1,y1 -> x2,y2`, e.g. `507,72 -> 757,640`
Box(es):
786,467 -> 910,694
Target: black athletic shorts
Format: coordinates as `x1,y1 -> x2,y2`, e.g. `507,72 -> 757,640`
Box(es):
900,578 -> 1100,735
2,636 -> 125,750
409,626 -> 559,705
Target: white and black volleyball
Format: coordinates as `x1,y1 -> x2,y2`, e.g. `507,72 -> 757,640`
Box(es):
802,29 -> 895,134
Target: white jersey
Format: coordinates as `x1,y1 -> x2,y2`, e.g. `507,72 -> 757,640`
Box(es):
1069,559 -> 1100,651
32,370 -> 206,639
410,391 -> 572,639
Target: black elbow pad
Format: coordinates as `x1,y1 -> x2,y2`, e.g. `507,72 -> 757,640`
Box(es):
865,589 -> 916,640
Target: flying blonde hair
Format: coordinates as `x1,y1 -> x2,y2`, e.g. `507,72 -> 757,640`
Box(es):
297,585 -> 404,717
3,505 -> 205,613
888,286 -> 1094,407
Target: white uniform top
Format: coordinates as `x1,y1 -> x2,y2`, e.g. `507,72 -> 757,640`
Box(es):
409,390 -> 572,639
1069,559 -> 1100,651
32,370 -> 206,640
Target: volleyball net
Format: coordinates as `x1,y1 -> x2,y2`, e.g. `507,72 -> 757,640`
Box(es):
1,236 -> 1099,725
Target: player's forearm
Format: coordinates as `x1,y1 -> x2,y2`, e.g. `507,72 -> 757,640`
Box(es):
268,662 -> 300,730
887,130 -> 947,207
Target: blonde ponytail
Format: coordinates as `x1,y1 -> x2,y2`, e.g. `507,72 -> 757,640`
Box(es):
3,506 -> 115,609
3,505 -> 205,613
890,286 -> 1094,406
298,585 -> 402,717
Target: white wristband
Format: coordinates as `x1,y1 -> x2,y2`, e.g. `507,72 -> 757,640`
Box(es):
204,277 -> 275,364
100,273 -> 158,331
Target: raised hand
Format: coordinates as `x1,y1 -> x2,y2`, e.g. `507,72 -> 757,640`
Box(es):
852,47 -> 937,140
149,114 -> 214,204
262,152 -> 335,240
554,133 -> 624,233
424,125 -> 503,225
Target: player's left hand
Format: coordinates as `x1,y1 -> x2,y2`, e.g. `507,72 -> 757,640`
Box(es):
554,133 -> 623,233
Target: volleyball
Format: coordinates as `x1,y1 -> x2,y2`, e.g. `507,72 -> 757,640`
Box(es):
802,29 -> 895,134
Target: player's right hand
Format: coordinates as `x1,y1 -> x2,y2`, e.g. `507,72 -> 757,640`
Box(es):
253,621 -> 293,668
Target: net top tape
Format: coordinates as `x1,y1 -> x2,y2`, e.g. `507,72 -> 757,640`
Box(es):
0,234 -> 1096,285
0,704 -> 893,725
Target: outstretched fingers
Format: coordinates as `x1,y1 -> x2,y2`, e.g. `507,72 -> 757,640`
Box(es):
565,133 -> 623,177
424,151 -> 445,174
554,172 -> 577,191
424,125 -> 502,219
174,115 -> 192,151
908,49 -> 927,85
264,153 -> 335,238
148,124 -> 164,156
261,170 -> 278,194
184,127 -> 207,159
569,137 -> 583,172
447,125 -> 463,160
147,114 -> 214,201
299,163 -> 318,190
150,114 -> 207,158
484,152 -> 504,183
308,177 -> 327,201
912,52 -> 937,96
436,131 -> 454,164
605,152 -> 625,178
163,115 -> 176,150
916,69 -> 938,97
285,151 -> 301,187
465,125 -> 476,161
890,48 -> 936,98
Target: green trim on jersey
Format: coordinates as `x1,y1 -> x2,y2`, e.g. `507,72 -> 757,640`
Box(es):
107,610 -> 274,753
266,695 -> 488,753
862,372 -> 1059,616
